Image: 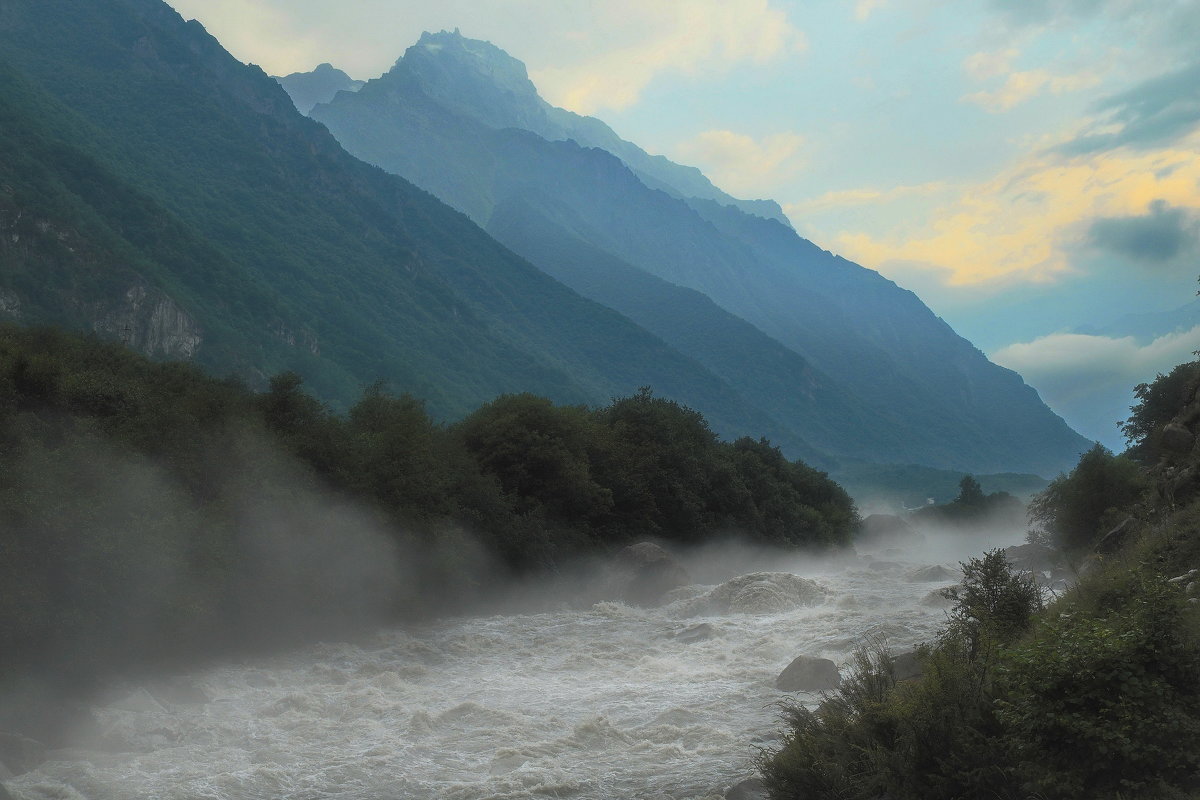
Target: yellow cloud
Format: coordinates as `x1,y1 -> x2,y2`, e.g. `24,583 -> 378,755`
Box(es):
963,68 -> 1102,112
837,131 -> 1200,286
785,181 -> 946,216
675,130 -> 805,197
529,1 -> 806,114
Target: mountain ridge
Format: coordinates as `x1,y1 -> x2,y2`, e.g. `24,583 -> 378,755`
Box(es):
305,30 -> 1090,476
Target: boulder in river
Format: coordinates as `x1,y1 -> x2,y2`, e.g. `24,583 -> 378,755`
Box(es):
0,731 -> 46,777
1002,542 -> 1060,573
675,622 -> 719,644
725,776 -> 768,799
906,564 -> 956,582
611,542 -> 691,607
688,572 -> 827,616
776,655 -> 840,692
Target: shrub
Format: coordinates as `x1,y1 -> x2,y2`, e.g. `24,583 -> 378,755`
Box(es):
997,573 -> 1200,799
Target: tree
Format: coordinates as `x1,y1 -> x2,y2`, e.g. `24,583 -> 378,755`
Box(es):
1027,443 -> 1145,552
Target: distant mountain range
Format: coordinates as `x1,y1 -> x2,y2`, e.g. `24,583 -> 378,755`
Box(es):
299,30 -> 1089,476
0,0 -> 1088,479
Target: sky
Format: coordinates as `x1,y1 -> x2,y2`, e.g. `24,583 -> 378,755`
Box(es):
166,0 -> 1200,450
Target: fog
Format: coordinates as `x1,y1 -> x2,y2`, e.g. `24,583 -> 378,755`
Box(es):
1,485 -> 1033,800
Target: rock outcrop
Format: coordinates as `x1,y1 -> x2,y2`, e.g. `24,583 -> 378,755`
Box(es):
776,655 -> 840,692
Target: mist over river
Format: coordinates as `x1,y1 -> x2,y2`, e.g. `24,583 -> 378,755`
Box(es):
7,526 -> 1026,800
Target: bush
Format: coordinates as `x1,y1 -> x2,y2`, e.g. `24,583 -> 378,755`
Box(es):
997,573 -> 1200,799
1027,443 -> 1146,553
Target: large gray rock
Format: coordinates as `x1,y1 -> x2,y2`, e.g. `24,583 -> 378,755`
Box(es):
906,564 -> 956,582
611,542 -> 691,607
776,655 -> 840,692
1161,423 -> 1194,454
0,731 -> 46,777
688,573 -> 827,616
725,776 -> 768,800
1003,542 -> 1060,573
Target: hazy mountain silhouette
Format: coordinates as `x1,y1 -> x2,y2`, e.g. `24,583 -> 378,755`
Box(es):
305,30 -> 1089,476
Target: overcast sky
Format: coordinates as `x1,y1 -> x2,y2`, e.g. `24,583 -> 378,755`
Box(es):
166,0 -> 1200,449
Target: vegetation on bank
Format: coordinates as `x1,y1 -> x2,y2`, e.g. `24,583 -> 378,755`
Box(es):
0,325 -> 855,702
759,361 -> 1200,799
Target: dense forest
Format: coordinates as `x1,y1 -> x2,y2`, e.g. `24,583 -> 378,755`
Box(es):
0,325 -> 856,734
759,361 -> 1200,799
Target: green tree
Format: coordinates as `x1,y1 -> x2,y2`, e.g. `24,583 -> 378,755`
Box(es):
1027,443 -> 1145,552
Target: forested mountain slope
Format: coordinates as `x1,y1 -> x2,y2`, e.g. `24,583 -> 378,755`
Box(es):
0,0 -> 824,460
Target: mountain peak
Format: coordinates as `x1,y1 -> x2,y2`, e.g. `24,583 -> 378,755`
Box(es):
401,29 -> 541,110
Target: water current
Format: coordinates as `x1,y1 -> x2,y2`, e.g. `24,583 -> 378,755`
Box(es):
7,527 -> 1024,800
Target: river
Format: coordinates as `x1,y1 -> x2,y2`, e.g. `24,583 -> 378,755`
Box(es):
5,526 -> 1024,800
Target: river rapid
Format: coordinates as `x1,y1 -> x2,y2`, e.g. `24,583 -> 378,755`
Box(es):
7,527 -> 1024,800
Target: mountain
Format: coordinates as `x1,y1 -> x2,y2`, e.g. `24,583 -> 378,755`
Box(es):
300,31 -> 790,227
275,62 -> 363,115
0,0 -> 830,461
306,30 -> 1090,476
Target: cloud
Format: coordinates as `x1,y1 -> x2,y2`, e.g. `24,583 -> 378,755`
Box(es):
963,68 -> 1101,113
675,130 -> 805,197
964,49 -> 1020,81
1060,61 -> 1200,154
854,0 -> 888,22
529,1 -> 807,113
836,129 -> 1200,287
785,182 -> 946,216
991,326 -> 1200,445
1087,199 -> 1200,264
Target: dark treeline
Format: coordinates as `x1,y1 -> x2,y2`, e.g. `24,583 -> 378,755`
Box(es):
0,325 -> 855,713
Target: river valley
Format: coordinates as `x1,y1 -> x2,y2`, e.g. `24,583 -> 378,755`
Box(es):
6,527 -> 1026,800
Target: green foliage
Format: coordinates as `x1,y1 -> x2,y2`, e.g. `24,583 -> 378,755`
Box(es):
942,548 -> 1043,659
760,551 -> 1042,800
1027,443 -> 1147,552
1122,360 -> 1200,462
997,573 -> 1200,799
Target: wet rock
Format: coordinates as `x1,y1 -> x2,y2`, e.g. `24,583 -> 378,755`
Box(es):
1168,569 -> 1197,584
921,587 -> 956,607
0,731 -> 46,777
689,572 -> 827,615
906,564 -> 955,582
612,542 -> 691,607
725,776 -> 768,800
1161,423 -> 1194,454
675,622 -> 718,644
107,688 -> 167,714
1003,542 -> 1060,573
776,655 -> 840,692
892,650 -> 922,682
147,678 -> 211,707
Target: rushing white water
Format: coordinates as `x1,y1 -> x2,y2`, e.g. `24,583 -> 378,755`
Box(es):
7,527 -> 1023,800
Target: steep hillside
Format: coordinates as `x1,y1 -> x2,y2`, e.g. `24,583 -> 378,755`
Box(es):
308,30 -> 1090,476
0,0 -> 824,458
